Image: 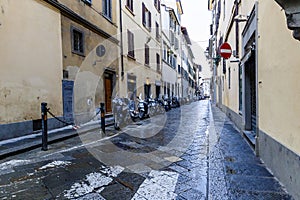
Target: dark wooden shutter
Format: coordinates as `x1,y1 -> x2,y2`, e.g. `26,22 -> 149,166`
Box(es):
145,44 -> 149,65
128,30 -> 135,58
149,11 -> 152,30
142,3 -> 146,26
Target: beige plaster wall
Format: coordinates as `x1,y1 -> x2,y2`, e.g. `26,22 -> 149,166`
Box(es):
0,0 -> 63,123
258,0 -> 300,155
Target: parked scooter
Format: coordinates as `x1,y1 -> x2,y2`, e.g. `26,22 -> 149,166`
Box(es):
128,98 -> 139,122
112,96 -> 129,130
171,96 -> 180,108
163,95 -> 171,111
147,94 -> 158,117
137,94 -> 150,119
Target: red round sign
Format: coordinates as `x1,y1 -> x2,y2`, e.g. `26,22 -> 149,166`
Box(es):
219,42 -> 232,59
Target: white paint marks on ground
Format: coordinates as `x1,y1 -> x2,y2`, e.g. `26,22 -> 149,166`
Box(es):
63,165 -> 124,199
132,170 -> 179,200
0,159 -> 31,175
38,160 -> 71,170
99,165 -> 124,177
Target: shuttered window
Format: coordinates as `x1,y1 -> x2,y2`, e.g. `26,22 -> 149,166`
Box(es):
145,44 -> 149,65
128,30 -> 135,58
142,3 -> 152,31
126,0 -> 133,12
103,0 -> 112,20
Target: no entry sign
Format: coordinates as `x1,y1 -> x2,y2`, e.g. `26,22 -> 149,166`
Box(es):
219,42 -> 232,59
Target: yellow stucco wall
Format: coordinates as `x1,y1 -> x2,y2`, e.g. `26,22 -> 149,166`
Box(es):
58,0 -> 118,37
258,0 -> 300,154
0,0 -> 63,123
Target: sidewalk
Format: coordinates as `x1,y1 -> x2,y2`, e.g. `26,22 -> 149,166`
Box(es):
208,103 -> 292,199
0,116 -> 115,159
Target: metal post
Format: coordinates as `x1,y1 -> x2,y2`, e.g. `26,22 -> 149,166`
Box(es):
41,102 -> 48,151
100,103 -> 105,133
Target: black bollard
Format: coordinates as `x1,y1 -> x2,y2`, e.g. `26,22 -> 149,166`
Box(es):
100,103 -> 105,133
41,102 -> 48,151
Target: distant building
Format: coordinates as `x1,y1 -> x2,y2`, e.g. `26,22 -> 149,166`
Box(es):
118,0 -> 162,100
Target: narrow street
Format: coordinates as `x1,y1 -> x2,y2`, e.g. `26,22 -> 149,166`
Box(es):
0,100 -> 291,200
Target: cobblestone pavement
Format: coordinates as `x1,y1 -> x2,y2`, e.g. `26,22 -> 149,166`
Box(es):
0,100 -> 293,200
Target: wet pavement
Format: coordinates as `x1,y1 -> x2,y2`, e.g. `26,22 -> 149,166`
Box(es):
0,100 -> 293,200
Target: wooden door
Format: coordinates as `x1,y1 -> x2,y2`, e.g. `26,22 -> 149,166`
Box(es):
105,77 -> 113,113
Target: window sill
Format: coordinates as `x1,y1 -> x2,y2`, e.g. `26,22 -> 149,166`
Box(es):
102,14 -> 113,24
72,50 -> 85,57
125,6 -> 135,16
144,63 -> 150,67
127,54 -> 136,61
142,24 -> 152,32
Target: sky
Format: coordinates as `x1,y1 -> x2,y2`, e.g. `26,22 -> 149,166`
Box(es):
180,0 -> 212,50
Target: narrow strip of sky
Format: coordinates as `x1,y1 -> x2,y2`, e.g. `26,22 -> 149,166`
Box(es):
181,0 -> 211,49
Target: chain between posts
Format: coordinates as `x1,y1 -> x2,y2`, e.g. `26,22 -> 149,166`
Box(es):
41,102 -> 104,151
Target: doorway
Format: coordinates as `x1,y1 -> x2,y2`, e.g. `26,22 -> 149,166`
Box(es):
104,73 -> 114,113
244,53 -> 256,132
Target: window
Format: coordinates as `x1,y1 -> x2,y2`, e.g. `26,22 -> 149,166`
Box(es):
156,22 -> 160,40
142,3 -> 152,31
127,74 -> 136,100
170,31 -> 175,45
228,67 -> 231,89
175,38 -> 179,50
126,0 -> 133,13
239,65 -> 243,112
127,30 -> 135,58
103,0 -> 112,20
198,65 -> 202,72
156,53 -> 160,71
178,65 -> 181,73
71,27 -> 84,55
83,0 -> 92,5
163,43 -> 167,61
154,0 -> 161,12
145,44 -> 149,65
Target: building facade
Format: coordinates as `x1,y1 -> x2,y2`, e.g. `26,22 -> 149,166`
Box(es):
209,0 -> 300,198
47,0 -> 119,123
0,0 -> 63,140
119,0 -> 162,100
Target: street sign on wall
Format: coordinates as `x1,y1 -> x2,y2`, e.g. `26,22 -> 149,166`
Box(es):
219,42 -> 232,59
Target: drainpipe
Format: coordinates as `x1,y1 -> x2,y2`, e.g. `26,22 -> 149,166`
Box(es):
119,0 -> 124,79
235,0 -> 239,57
255,1 -> 259,156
